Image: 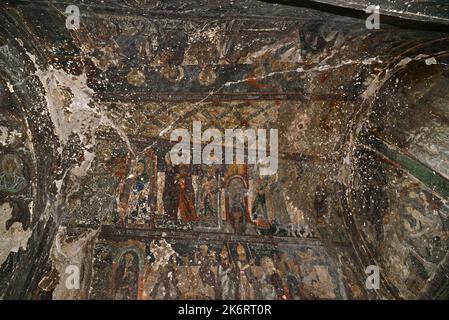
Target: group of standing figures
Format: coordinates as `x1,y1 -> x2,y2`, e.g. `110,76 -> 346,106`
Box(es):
145,242 -> 305,300
116,151 -> 283,233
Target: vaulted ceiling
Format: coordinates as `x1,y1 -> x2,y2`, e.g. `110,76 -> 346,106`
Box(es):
0,0 -> 448,300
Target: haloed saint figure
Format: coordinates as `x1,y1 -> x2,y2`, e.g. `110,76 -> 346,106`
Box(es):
0,154 -> 27,194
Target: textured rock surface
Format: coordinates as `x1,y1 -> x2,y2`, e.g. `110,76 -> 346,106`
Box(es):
0,0 -> 448,300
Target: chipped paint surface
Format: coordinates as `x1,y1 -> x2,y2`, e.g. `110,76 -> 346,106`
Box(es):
0,0 -> 448,300
0,203 -> 32,266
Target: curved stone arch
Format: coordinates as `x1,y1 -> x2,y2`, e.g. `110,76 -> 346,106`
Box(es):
0,8 -> 61,299
332,37 -> 449,162
336,39 -> 449,299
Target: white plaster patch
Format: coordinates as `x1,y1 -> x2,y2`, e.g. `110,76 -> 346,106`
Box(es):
51,226 -> 99,299
0,202 -> 32,266
425,57 -> 437,65
6,82 -> 14,93
25,51 -> 136,178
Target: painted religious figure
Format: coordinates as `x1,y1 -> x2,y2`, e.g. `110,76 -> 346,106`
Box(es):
176,164 -> 199,223
163,153 -> 179,221
224,164 -> 252,234
277,252 -> 303,299
252,181 -> 269,219
260,256 -> 284,300
0,153 -> 27,194
114,251 -> 140,300
117,151 -> 157,226
194,244 -> 217,298
235,243 -> 259,299
149,241 -> 182,299
217,245 -> 237,299
126,159 -> 151,224
252,177 -> 271,230
197,166 -> 220,228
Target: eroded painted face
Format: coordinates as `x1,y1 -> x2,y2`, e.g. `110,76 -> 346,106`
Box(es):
220,246 -> 229,261
134,162 -> 145,176
236,244 -> 247,261
124,253 -> 135,267
261,256 -> 275,275
200,244 -> 208,256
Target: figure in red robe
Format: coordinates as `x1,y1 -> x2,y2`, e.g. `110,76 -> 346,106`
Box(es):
176,165 -> 199,223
